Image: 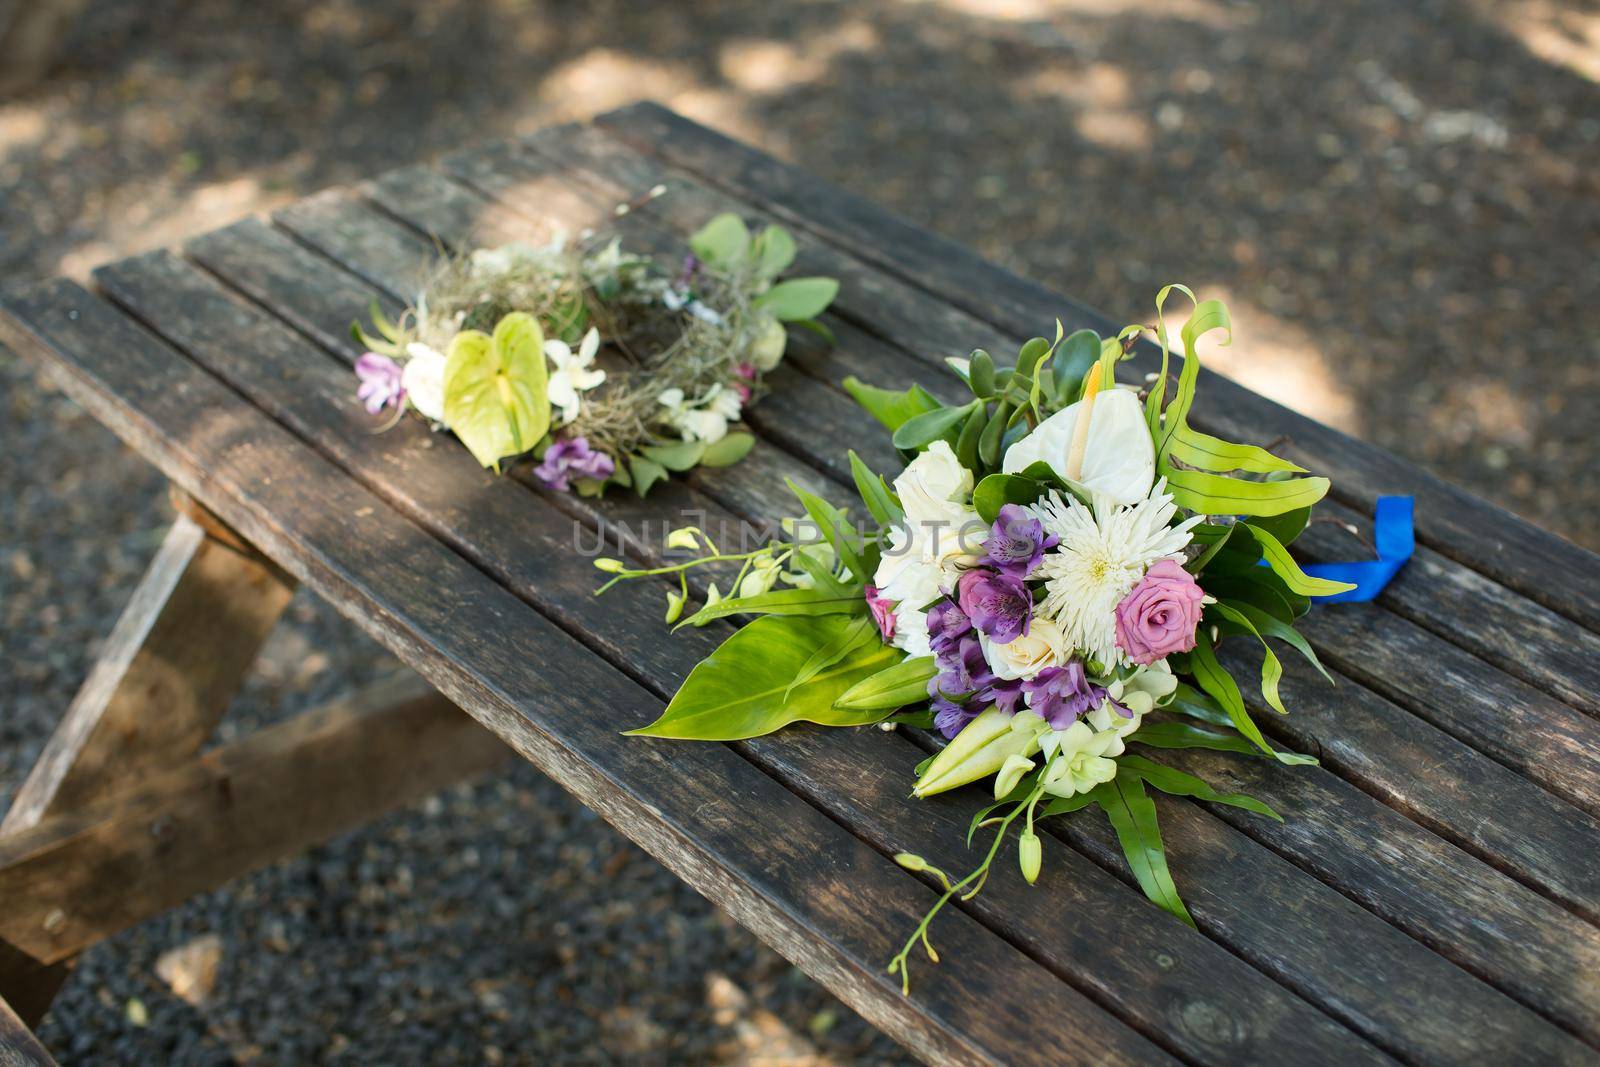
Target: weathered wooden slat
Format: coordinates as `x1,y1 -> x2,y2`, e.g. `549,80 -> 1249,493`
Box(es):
96,249 -> 1405,1067
238,188 -> 1600,1058
0,673 -> 504,964
0,939 -> 65,1031
593,101 -> 1600,636
522,119 -> 1600,719
1,283 -> 1173,1067
383,149 -> 1600,932
2,512 -> 294,835
0,991 -> 57,1067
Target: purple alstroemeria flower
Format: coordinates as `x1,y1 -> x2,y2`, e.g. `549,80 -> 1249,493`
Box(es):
929,634 -> 993,701
534,437 -> 616,492
864,585 -> 896,642
355,352 -> 405,415
956,568 -> 1033,644
925,596 -> 972,656
980,503 -> 1058,578
979,676 -> 1026,716
1022,661 -> 1113,731
932,695 -> 981,739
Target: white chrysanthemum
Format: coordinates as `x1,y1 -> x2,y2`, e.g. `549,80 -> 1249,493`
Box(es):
1030,479 -> 1201,667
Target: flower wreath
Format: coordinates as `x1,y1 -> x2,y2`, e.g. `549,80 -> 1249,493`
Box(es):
352,214 -> 839,495
595,286 -> 1398,991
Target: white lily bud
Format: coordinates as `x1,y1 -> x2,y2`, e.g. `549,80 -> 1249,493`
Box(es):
912,710 -> 1048,798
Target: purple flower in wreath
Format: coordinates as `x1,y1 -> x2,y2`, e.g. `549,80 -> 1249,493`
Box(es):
355,352 -> 405,415
956,568 -> 1032,644
1022,661 -> 1118,731
533,437 -> 616,492
925,596 -> 972,656
980,503 -> 1058,578
864,585 -> 896,642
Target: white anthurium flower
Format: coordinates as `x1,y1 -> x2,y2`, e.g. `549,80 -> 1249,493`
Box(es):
749,315 -> 788,371
981,614 -> 1069,681
1030,479 -> 1202,668
1002,387 -> 1154,506
401,342 -> 448,424
544,328 -> 607,426
1038,721 -> 1122,798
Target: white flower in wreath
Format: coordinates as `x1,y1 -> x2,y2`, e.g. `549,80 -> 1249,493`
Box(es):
401,342 -> 448,424
659,385 -> 737,444
543,327 -> 607,426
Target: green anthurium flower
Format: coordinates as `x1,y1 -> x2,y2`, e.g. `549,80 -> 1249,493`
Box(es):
442,311 -> 551,471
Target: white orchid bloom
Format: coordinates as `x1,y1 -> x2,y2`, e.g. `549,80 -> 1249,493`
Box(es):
1038,720 -> 1122,798
1002,386 -> 1154,506
658,386 -> 730,444
544,328 -> 606,426
401,342 -> 448,424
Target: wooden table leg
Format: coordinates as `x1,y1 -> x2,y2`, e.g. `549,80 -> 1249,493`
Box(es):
3,496 -> 296,834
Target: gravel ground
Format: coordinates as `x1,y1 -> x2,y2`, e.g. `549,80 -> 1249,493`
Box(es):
2,0 -> 1597,1062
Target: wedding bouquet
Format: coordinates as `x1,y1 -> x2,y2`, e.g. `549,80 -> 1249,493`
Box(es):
351,213 -> 838,494
598,286 -> 1359,990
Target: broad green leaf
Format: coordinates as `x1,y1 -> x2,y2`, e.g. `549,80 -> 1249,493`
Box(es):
627,614 -> 899,739
788,481 -> 868,582
1199,568 -> 1305,623
1164,424 -> 1308,475
793,317 -> 836,345
442,312 -> 550,470
891,402 -> 975,451
969,350 -> 996,397
1038,792 -> 1100,819
786,614 -> 879,700
1052,329 -> 1101,406
1162,468 -> 1331,518
848,450 -> 903,528
834,655 -> 937,710
699,432 -> 756,468
750,225 -> 797,279
971,472 -> 1046,524
1094,776 -> 1195,927
1239,522 -> 1357,597
1014,336 -> 1050,377
1208,602 -> 1287,716
978,400 -> 1010,468
1128,720 -> 1262,754
679,585 -> 867,628
754,277 -> 839,321
1167,683 -> 1234,727
1249,507 -> 1311,547
955,404 -> 986,471
689,213 -> 750,269
842,376 -> 941,432
629,454 -> 668,497
1189,641 -> 1315,765
641,439 -> 708,471
1119,754 -> 1281,821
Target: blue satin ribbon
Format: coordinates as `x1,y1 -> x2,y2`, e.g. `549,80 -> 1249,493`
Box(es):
1297,495 -> 1415,603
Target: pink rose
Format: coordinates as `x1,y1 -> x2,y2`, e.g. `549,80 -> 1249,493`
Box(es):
1115,560 -> 1204,665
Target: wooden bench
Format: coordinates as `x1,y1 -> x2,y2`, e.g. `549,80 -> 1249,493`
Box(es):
2,102 -> 1598,1066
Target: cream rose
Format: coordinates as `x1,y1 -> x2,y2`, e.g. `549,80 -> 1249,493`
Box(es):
981,615 -> 1068,681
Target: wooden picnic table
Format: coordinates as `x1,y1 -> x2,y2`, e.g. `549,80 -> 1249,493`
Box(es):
2,102 -> 1599,1066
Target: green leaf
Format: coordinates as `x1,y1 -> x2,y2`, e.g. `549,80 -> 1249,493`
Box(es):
786,614 -> 879,700
1094,776 -> 1195,927
1167,683 -> 1234,727
1238,522 -> 1357,597
628,615 -> 899,739
754,277 -> 839,321
1199,570 -> 1303,624
1118,754 -> 1281,821
1219,599 -> 1333,685
891,402 -> 976,451
955,404 -> 986,471
1128,720 -> 1263,754
1249,507 -> 1311,547
689,213 -> 750,270
978,400 -> 1010,468
793,317 -> 836,345
969,350 -> 995,397
699,432 -> 756,468
1038,792 -> 1101,819
442,312 -> 550,470
1208,602 -> 1287,716
1189,640 -> 1316,765
971,472 -> 1045,525
750,225 -> 797,279
1051,329 -> 1101,406
679,585 -> 867,628
641,439 -> 708,471
629,455 -> 668,497
834,655 -> 937,710
842,377 -> 941,432
1162,468 -> 1331,518
1164,424 -> 1308,475
788,481 -> 868,583
1154,295 -> 1231,460
1014,337 -> 1050,378
1143,283 -> 1196,437
848,450 -> 903,528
